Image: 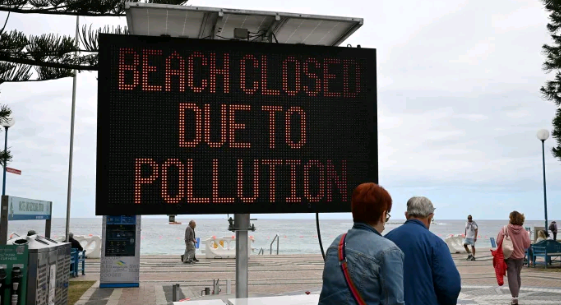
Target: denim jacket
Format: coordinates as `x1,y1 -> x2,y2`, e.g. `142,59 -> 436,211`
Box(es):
318,223 -> 405,305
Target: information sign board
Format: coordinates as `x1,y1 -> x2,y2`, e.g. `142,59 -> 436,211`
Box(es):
96,34 -> 377,215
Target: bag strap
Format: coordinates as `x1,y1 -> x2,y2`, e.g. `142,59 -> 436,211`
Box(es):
503,226 -> 509,237
338,233 -> 367,305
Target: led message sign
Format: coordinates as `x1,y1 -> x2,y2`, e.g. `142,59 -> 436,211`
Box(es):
96,34 -> 377,215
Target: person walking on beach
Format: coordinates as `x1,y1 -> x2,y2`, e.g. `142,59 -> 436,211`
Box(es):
182,220 -> 197,264
549,221 -> 557,241
318,182 -> 405,305
463,215 -> 478,261
385,197 -> 461,305
496,211 -> 531,305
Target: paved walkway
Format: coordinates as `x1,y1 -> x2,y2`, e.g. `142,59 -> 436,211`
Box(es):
73,253 -> 561,305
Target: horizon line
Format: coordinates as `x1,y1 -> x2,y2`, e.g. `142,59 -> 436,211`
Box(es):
48,217 -> 552,221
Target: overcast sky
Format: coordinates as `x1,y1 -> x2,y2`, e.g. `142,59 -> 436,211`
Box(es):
0,0 -> 559,221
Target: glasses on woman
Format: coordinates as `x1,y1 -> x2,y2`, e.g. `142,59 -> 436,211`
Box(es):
386,212 -> 391,223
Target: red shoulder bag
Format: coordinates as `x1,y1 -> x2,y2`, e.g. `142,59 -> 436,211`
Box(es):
338,233 -> 367,305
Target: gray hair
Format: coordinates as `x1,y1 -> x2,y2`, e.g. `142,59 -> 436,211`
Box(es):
68,232 -> 74,239
407,196 -> 435,218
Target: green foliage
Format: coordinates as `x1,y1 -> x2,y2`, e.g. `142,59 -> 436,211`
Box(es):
0,149 -> 12,167
0,0 -> 185,83
0,104 -> 11,124
0,0 -> 188,16
553,108 -> 561,158
541,0 -> 561,161
0,29 -> 95,83
0,102 -> 12,166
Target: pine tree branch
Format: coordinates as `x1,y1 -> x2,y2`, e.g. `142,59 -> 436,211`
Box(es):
551,107 -> 561,159
79,24 -> 128,52
0,25 -> 132,82
1,76 -> 73,83
0,104 -> 12,125
0,149 -> 12,167
0,54 -> 96,71
0,62 -> 32,83
0,11 -> 9,35
542,0 -> 561,162
0,0 -> 189,16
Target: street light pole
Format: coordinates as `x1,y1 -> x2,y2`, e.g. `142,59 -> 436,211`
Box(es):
2,127 -> 8,196
537,129 -> 550,233
541,139 -> 548,232
1,118 -> 16,197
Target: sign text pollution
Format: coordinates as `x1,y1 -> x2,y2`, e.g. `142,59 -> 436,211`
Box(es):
96,34 -> 377,215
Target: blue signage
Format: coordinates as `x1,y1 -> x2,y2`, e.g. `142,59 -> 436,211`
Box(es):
106,215 -> 136,225
8,196 -> 52,221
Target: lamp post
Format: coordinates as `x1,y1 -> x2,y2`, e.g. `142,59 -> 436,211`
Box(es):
1,118 -> 15,196
537,129 -> 550,233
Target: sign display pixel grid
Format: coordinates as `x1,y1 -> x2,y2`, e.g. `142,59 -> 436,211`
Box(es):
96,34 -> 377,215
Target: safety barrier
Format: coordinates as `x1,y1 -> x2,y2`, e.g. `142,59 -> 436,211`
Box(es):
203,236 -> 255,259
54,235 -> 102,258
444,234 -> 466,253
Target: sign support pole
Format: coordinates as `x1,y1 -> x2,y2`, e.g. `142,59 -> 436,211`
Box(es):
0,195 -> 7,244
65,15 -> 79,243
45,202 -> 52,238
234,213 -> 250,299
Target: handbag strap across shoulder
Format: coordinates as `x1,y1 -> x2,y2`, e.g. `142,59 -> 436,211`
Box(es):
338,233 -> 367,305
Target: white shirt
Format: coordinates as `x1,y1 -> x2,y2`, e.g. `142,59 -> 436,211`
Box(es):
465,221 -> 478,239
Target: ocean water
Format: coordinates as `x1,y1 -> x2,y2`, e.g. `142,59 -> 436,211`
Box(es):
5,218 -> 548,255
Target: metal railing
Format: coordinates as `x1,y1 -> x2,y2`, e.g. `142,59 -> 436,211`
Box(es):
270,233 -> 280,255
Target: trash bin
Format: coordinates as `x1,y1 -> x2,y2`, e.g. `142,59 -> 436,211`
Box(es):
54,239 -> 70,305
8,232 -> 70,305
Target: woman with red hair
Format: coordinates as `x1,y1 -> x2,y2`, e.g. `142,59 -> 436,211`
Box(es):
318,182 -> 405,305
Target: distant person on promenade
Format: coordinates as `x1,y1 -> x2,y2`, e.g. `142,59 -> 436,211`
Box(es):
496,211 -> 531,305
463,215 -> 478,261
549,221 -> 557,241
385,197 -> 461,305
318,182 -> 405,305
182,220 -> 197,264
192,226 -> 199,262
536,230 -> 547,243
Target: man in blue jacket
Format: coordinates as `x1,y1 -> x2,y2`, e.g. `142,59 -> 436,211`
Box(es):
385,196 -> 461,305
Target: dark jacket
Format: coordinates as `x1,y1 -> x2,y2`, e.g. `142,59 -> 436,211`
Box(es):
549,222 -> 558,233
69,237 -> 83,251
318,223 -> 405,305
385,219 -> 461,305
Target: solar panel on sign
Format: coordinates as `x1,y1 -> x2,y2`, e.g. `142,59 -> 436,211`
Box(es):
125,3 -> 363,46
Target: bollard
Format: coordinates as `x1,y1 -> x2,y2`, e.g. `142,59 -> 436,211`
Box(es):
172,284 -> 180,302
226,279 -> 232,294
213,279 -> 221,295
201,287 -> 211,296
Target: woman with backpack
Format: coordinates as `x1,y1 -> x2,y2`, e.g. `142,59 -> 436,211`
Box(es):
496,211 -> 531,305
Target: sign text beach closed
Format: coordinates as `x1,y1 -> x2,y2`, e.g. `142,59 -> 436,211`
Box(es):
96,34 -> 377,215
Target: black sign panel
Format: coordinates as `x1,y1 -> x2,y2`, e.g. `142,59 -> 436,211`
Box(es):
104,216 -> 136,256
96,34 -> 377,215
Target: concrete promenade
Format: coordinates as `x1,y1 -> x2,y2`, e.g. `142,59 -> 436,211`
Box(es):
74,252 -> 561,305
